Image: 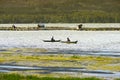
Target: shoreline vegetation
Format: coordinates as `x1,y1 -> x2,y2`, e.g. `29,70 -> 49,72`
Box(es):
0,73 -> 120,80
0,73 -> 119,80
0,73 -> 102,80
0,0 -> 120,23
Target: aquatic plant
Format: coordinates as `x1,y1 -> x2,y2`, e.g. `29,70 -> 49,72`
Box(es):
0,51 -> 120,71
71,55 -> 80,59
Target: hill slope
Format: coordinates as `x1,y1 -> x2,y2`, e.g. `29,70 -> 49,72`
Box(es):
0,0 -> 119,23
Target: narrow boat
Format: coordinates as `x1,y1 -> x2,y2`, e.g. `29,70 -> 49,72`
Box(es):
43,40 -> 61,42
61,41 -> 78,44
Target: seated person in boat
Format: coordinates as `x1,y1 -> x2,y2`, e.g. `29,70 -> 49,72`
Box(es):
51,36 -> 55,41
67,37 -> 70,42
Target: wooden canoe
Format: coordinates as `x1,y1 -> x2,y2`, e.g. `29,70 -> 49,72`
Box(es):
61,41 -> 78,44
43,40 -> 61,42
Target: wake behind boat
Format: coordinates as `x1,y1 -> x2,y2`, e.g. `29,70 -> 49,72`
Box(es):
61,41 -> 78,44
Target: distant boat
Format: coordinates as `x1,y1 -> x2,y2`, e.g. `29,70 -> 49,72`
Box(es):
43,40 -> 61,42
61,41 -> 78,44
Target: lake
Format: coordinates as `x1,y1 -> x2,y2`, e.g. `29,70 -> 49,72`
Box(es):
0,30 -> 120,56
0,30 -> 120,79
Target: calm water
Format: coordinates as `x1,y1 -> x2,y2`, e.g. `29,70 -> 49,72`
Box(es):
0,30 -> 120,56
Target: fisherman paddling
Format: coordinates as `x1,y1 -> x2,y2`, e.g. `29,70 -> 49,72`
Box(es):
67,37 -> 70,42
51,36 -> 55,42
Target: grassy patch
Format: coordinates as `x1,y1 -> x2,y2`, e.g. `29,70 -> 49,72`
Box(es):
0,73 -> 101,80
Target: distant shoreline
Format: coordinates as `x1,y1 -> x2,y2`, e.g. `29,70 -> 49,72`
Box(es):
0,27 -> 120,31
0,23 -> 120,31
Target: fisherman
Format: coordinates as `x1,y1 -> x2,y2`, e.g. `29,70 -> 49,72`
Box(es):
78,24 -> 82,30
12,24 -> 16,30
37,24 -> 41,28
67,37 -> 70,42
51,36 -> 55,41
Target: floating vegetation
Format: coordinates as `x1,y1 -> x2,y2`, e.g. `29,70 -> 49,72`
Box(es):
0,50 -> 120,71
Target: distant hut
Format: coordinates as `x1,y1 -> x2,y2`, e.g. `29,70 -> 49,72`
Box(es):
78,24 -> 83,30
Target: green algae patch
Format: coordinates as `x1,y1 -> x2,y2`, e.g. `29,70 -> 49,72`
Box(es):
8,48 -> 47,53
0,52 -> 120,71
0,52 -> 13,54
0,58 -> 5,63
89,65 -> 120,72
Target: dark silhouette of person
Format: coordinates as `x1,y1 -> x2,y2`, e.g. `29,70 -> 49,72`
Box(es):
12,24 -> 16,30
37,24 -> 41,28
78,24 -> 82,30
67,37 -> 70,42
51,36 -> 55,41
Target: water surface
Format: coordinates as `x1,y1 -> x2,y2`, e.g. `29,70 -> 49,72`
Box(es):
0,31 -> 120,56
